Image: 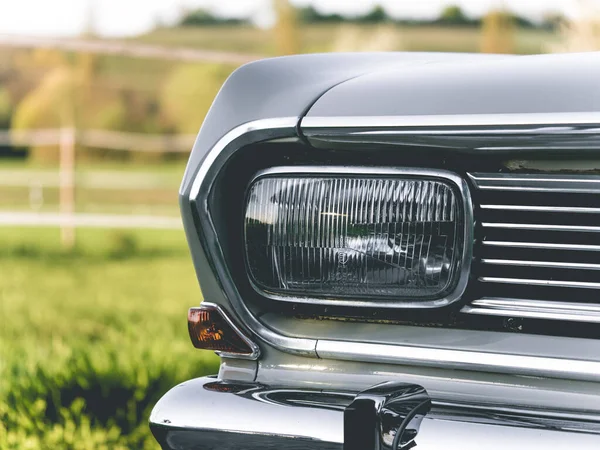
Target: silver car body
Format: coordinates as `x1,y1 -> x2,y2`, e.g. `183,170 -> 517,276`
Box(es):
151,52 -> 600,449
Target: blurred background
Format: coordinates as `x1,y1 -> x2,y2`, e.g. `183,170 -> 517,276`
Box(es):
1,0 -> 599,448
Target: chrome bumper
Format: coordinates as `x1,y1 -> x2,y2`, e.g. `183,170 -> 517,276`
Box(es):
150,376 -> 600,450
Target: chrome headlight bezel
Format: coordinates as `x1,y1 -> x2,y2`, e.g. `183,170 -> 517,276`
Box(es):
243,166 -> 473,309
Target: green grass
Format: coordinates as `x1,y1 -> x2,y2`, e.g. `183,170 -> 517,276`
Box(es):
0,227 -> 219,449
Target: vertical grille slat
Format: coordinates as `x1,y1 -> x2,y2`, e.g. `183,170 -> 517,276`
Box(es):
464,172 -> 600,324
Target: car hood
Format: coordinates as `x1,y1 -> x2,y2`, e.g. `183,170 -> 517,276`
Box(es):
304,52 -> 600,119
180,52 -> 507,193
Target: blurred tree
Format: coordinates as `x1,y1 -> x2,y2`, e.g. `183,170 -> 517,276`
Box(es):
15,48 -> 66,70
10,48 -> 141,162
481,10 -> 516,54
542,12 -> 567,31
438,5 -> 472,26
298,6 -> 345,23
358,5 -> 389,24
273,0 -> 301,55
12,65 -> 74,162
178,8 -> 247,27
92,97 -> 128,131
0,87 -> 21,158
0,87 -> 11,128
7,48 -> 67,103
160,63 -> 233,135
511,14 -> 535,29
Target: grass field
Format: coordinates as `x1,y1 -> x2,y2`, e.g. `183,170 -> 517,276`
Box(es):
136,24 -> 558,55
0,227 -> 219,449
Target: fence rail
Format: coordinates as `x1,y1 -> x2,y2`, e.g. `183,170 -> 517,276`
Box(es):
0,129 -> 196,152
0,127 -> 190,239
0,34 -> 221,241
0,212 -> 182,229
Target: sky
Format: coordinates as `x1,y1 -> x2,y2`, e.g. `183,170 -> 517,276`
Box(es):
0,0 -> 595,38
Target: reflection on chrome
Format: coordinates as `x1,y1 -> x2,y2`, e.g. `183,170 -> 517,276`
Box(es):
345,381 -> 431,450
151,376 -> 600,450
202,379 -> 431,450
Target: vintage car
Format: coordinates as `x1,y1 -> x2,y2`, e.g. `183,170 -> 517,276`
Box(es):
150,52 -> 600,449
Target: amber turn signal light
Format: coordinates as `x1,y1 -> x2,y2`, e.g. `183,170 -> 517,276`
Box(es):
187,303 -> 259,359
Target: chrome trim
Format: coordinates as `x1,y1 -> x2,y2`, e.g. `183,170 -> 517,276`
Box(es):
187,117 -> 318,357
197,302 -> 261,360
189,118 -> 300,201
187,116 -> 600,381
302,112 -> 600,129
481,222 -> 600,232
432,400 -> 600,430
301,113 -> 600,151
481,204 -> 600,213
243,165 -> 474,309
473,171 -> 600,325
316,340 -> 600,382
151,376 -> 600,450
150,376 -> 430,450
469,172 -> 600,193
150,377 -> 345,448
471,175 -> 600,184
462,298 -> 600,323
474,186 -> 600,193
482,241 -> 600,252
479,277 -> 600,289
481,259 -> 600,271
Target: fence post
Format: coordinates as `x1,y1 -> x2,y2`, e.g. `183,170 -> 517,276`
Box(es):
59,127 -> 76,249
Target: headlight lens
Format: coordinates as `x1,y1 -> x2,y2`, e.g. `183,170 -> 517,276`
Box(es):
244,169 -> 467,305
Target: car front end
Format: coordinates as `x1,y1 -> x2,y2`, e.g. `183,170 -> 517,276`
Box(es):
151,52 -> 600,449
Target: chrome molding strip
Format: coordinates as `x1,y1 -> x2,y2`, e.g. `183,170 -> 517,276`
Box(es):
430,400 -> 600,434
243,165 -> 473,309
475,186 -> 600,193
481,259 -> 600,271
188,115 -> 600,382
469,172 -> 600,193
462,298 -> 600,324
301,113 -> 600,151
482,241 -> 600,252
470,175 -> 600,184
479,277 -> 600,289
316,340 -> 600,382
302,112 -> 600,129
481,205 -> 600,213
482,222 -> 600,232
189,118 -> 299,201
187,117 -> 318,357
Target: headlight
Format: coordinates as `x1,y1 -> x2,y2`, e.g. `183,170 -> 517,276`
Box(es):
244,167 -> 471,307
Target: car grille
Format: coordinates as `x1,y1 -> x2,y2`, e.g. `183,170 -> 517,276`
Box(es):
464,172 -> 600,324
